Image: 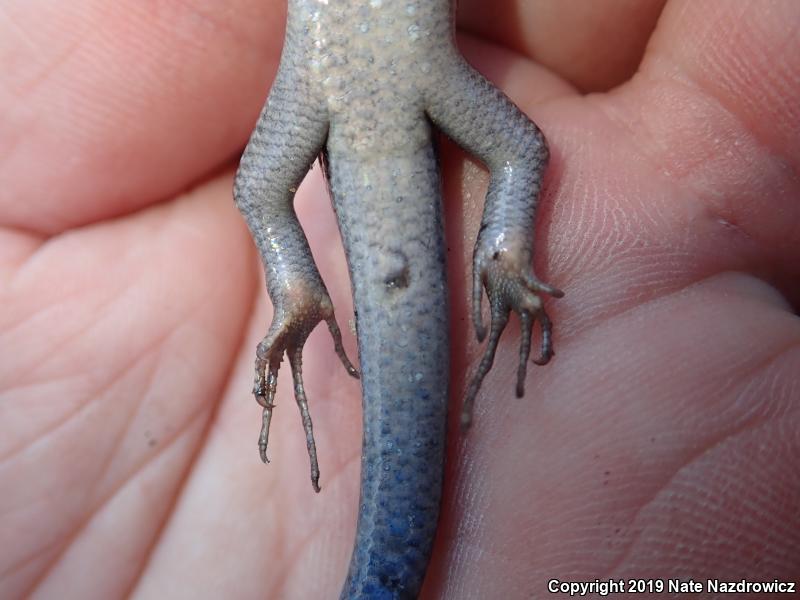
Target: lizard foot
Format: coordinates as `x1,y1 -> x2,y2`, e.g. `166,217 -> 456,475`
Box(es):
253,290 -> 358,492
462,244 -> 563,429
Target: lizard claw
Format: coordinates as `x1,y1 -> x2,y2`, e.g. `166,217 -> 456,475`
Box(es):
253,289 -> 358,491
463,244 -> 561,428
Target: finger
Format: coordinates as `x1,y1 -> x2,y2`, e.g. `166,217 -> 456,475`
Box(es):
458,0 -> 666,91
0,173 -> 256,595
0,0 -> 286,233
0,173 -> 253,456
605,0 -> 800,303
642,0 -> 799,171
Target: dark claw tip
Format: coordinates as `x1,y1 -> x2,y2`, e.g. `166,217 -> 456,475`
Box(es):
550,287 -> 565,299
312,481 -> 321,493
348,366 -> 360,379
516,383 -> 525,398
255,393 -> 276,409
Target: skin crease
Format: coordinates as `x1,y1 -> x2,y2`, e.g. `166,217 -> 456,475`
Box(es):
0,1 -> 798,599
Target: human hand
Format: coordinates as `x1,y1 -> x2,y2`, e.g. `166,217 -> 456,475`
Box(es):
1,1 -> 797,599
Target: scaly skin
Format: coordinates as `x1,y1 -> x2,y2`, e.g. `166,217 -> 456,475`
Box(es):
233,1 -> 562,598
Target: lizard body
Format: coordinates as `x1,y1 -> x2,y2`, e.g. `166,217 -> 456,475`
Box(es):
234,1 -> 561,597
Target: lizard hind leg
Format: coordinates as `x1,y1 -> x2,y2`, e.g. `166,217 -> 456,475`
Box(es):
234,58 -> 359,492
424,54 -> 563,426
462,251 -> 562,428
251,304 -> 358,491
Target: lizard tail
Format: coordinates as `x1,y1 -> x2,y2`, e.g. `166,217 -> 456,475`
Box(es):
328,148 -> 449,600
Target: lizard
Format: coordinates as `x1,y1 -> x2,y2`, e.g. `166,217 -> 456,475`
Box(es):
233,1 -> 563,598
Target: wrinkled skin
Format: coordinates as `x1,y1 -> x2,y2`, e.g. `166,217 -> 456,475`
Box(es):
1,1 -> 798,599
